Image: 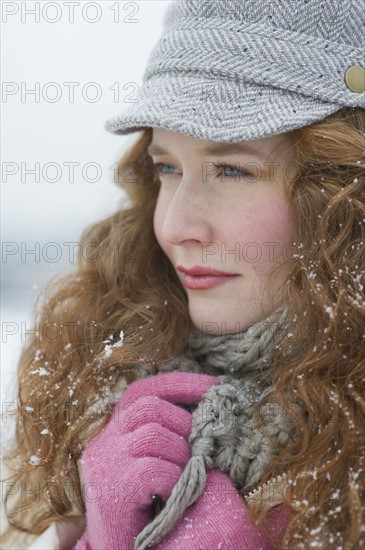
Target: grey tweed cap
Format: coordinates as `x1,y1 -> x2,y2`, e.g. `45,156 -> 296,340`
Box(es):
105,0 -> 365,142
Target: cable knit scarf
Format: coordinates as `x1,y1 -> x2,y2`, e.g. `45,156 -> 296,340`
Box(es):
134,304 -> 306,550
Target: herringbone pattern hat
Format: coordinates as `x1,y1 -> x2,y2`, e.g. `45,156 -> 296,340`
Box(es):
105,0 -> 365,142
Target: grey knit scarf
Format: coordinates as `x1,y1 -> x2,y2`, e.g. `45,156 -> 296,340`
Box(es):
134,304 -> 305,550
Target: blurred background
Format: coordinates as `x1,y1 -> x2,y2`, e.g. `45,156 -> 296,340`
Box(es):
1,0 -> 169,421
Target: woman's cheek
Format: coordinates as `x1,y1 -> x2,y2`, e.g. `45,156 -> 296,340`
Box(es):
251,200 -> 293,257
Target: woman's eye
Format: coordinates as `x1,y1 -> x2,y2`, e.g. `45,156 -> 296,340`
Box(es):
152,162 -> 255,180
212,161 -> 255,180
152,163 -> 181,177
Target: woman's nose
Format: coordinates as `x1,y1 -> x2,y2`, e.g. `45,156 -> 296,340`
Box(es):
159,176 -> 213,245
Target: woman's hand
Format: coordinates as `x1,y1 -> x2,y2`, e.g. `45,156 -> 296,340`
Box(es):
73,372 -> 219,550
154,469 -> 292,550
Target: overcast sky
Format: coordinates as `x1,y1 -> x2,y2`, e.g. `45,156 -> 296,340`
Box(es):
2,0 -> 169,301
2,1 -> 168,237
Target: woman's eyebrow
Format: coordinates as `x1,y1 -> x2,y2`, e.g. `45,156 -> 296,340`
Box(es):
147,142 -> 268,160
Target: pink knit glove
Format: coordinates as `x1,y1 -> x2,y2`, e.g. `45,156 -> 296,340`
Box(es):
154,469 -> 292,550
73,372 -> 219,550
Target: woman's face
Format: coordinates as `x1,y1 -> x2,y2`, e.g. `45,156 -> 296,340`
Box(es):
151,128 -> 296,334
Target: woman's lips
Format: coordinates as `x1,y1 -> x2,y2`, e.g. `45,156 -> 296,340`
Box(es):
181,273 -> 239,290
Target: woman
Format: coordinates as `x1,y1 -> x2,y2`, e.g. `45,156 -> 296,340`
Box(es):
2,0 -> 364,548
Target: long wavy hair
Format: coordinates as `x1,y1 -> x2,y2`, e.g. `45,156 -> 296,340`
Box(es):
2,106 -> 364,549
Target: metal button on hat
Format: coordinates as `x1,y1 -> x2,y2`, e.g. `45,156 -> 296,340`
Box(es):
344,65 -> 365,93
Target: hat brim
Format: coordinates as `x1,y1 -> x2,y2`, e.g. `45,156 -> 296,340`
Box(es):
105,74 -> 344,142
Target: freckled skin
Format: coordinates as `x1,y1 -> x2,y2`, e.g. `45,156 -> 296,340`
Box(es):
152,128 -> 297,334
